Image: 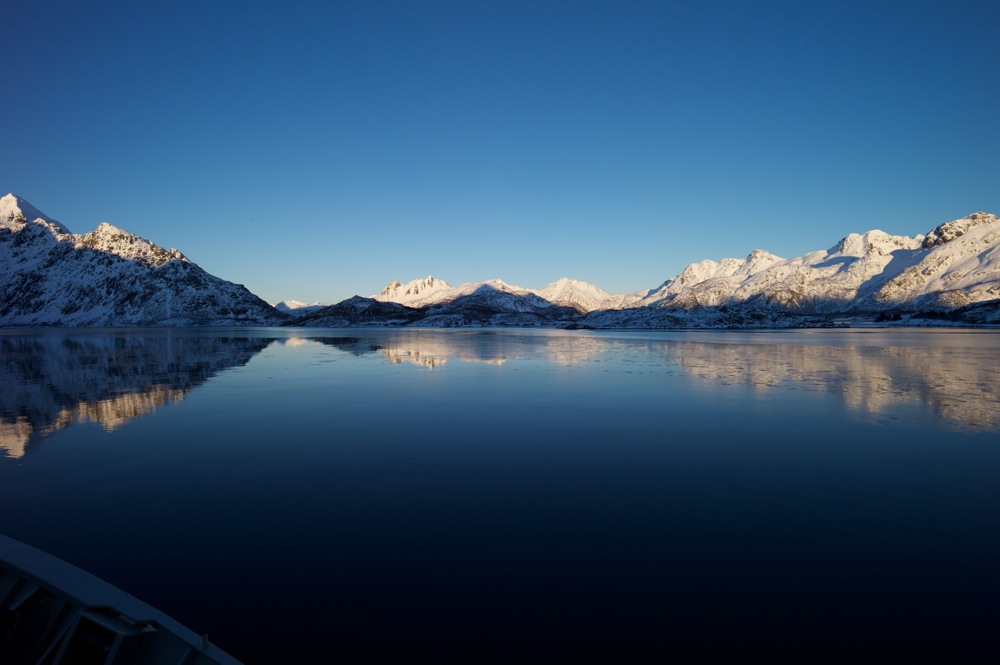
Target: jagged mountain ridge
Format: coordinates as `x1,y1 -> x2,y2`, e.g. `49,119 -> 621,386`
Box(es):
636,229 -> 928,312
361,211 -> 1000,326
372,275 -> 637,313
0,194 -> 283,326
3,194 -> 998,328
876,212 -> 1000,308
634,214 -> 1000,314
374,275 -> 452,305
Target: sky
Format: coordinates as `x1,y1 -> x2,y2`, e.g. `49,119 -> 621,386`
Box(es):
4,0 -> 999,305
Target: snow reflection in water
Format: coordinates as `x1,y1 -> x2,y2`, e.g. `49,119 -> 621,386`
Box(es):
1,327 -> 999,663
314,329 -> 1000,432
1,328 -> 999,459
0,330 -> 273,457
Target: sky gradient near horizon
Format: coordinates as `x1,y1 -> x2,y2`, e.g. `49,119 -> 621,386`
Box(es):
5,1 -> 999,305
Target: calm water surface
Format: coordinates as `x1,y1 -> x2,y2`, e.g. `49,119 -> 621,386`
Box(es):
1,327 -> 999,662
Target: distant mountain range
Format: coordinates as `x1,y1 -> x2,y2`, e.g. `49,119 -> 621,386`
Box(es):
2,193 -> 999,327
274,300 -> 330,316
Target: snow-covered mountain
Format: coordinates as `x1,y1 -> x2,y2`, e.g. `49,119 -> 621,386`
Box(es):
626,213 -> 999,315
369,277 -> 572,325
1,193 -> 71,234
417,280 -> 578,326
532,278 -> 640,313
294,296 -> 422,327
634,231 -> 926,312
4,195 -> 998,329
0,194 -> 283,326
298,282 -> 577,328
581,212 -> 1000,327
872,212 -> 1000,308
374,275 -> 624,314
363,212 -> 1000,327
423,279 -> 549,310
373,275 -> 452,306
275,300 -> 330,315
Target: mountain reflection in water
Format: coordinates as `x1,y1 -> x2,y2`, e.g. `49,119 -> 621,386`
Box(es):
0,331 -> 274,457
312,331 -> 613,367
2,327 -> 999,662
316,329 -> 1000,432
2,329 -> 998,459
659,339 -> 1000,431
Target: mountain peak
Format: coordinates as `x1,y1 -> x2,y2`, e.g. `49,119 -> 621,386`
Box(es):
0,194 -> 71,233
923,212 -> 999,248
78,223 -> 187,266
94,221 -> 127,234
534,277 -> 618,313
274,300 -> 330,315
830,230 -> 922,256
543,277 -> 591,288
373,275 -> 452,304
742,248 -> 781,268
746,249 -> 778,260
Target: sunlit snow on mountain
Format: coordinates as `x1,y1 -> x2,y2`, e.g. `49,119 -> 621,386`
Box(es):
3,194 -> 999,328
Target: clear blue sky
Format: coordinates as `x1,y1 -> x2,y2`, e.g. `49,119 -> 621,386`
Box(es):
5,0 -> 998,304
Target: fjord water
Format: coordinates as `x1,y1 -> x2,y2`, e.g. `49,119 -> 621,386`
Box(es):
1,328 -> 998,662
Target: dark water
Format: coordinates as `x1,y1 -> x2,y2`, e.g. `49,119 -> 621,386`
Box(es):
1,327 -> 999,663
